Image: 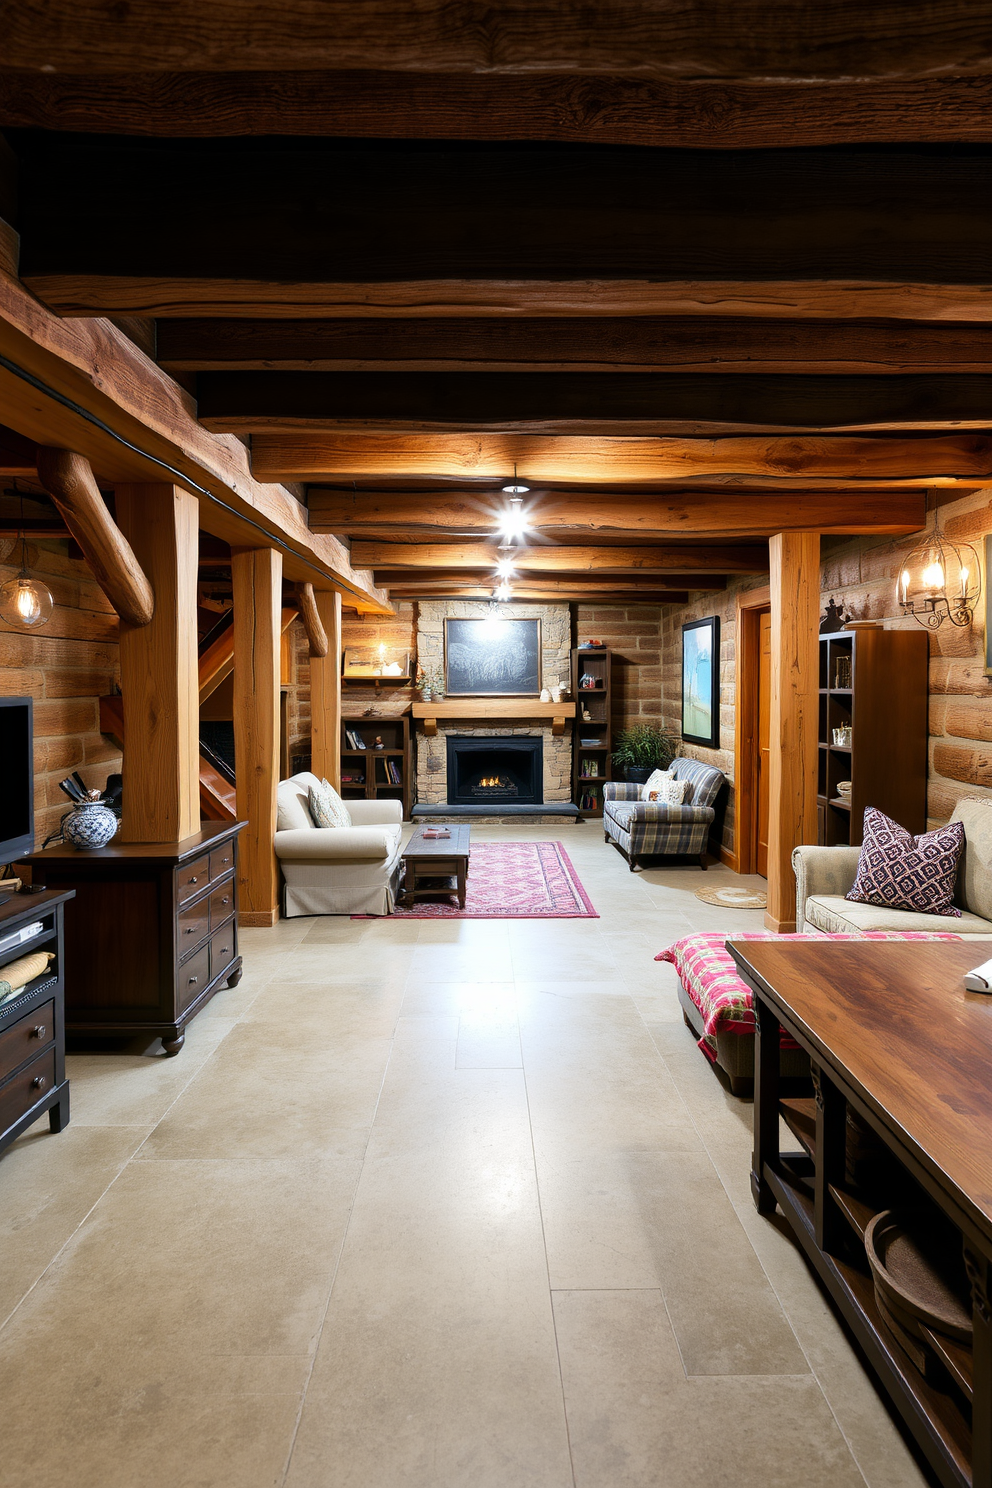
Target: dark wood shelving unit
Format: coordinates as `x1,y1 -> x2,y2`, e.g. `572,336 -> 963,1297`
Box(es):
817,629 -> 928,847
341,708 -> 412,820
571,646 -> 612,817
0,890 -> 73,1159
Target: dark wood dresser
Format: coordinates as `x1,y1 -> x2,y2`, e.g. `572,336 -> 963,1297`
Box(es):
0,889 -> 73,1158
26,821 -> 244,1055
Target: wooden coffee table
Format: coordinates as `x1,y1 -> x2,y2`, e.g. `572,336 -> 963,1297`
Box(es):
401,824 -> 471,909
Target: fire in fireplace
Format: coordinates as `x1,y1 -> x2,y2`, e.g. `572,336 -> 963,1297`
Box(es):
446,736 -> 543,807
473,774 -> 519,799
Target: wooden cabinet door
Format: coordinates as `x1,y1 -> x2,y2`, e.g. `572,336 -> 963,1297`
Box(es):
756,610 -> 772,878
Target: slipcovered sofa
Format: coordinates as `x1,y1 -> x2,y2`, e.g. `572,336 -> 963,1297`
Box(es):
793,796 -> 992,936
274,772 -> 404,917
603,758 -> 726,871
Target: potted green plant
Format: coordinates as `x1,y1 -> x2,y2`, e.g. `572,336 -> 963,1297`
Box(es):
612,724 -> 678,785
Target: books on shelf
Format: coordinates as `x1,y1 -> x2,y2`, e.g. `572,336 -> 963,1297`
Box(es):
580,758 -> 599,778
340,772 -> 365,786
579,787 -> 602,811
579,737 -> 602,746
345,728 -> 366,750
386,759 -> 402,785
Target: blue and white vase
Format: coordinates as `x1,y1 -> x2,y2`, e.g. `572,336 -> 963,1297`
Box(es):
64,801 -> 119,850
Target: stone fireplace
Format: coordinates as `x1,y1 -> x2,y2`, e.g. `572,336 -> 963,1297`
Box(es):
412,600 -> 577,816
446,735 -> 543,807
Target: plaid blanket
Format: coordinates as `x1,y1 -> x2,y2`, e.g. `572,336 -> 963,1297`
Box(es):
655,930 -> 961,1064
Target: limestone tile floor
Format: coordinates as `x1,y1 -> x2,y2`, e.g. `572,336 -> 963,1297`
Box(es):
0,822 -> 929,1488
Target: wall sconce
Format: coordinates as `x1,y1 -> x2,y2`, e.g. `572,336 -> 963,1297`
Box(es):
897,508 -> 981,629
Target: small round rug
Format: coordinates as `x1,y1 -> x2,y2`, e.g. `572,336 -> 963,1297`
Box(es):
694,885 -> 768,909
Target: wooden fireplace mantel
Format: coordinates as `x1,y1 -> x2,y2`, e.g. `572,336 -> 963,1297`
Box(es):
411,700 -> 577,737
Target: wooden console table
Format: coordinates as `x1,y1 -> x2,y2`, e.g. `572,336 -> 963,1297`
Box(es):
731,937 -> 992,1488
27,821 -> 244,1055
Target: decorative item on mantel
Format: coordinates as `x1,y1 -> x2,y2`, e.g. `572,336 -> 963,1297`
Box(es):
820,597 -> 853,633
897,494 -> 982,629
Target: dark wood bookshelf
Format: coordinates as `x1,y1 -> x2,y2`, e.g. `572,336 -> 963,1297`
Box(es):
571,646 -> 612,817
816,629 -> 928,847
341,707 -> 412,820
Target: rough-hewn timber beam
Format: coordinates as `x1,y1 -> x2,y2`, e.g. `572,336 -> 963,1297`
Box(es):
196,371 -> 992,435
282,433 -> 992,488
386,585 -> 693,604
2,70 -> 990,148
376,570 -> 725,593
0,264 -> 392,614
36,447 -> 155,627
309,489 -> 926,539
350,542 -> 768,574
158,317 -> 992,375
1,5 -> 989,81
13,139 -> 990,321
294,582 -> 329,659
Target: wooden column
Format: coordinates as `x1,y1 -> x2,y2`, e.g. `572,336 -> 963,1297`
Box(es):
310,589 -> 342,787
115,484 -> 199,843
765,532 -> 820,933
232,546 -> 282,927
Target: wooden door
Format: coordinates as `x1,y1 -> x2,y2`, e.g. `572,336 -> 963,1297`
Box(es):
756,609 -> 772,877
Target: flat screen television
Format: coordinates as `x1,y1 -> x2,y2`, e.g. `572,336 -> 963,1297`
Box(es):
0,698 -> 34,863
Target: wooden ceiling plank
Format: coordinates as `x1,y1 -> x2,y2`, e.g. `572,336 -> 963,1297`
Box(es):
2,4 -> 989,80
2,70 -> 991,147
27,277 -> 992,324
386,586 -> 693,604
349,541 -> 768,573
374,568 -> 725,592
309,489 -> 926,538
157,316 -> 992,375
270,433 -> 992,486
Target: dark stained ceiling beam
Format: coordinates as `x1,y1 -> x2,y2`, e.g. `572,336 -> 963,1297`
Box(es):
195,371 -> 992,434
2,4 -> 990,80
3,71 -> 990,149
384,584 -> 693,604
11,137 -> 990,320
157,317 -> 992,375
262,433 -> 992,487
349,542 -> 768,574
309,489 -> 926,539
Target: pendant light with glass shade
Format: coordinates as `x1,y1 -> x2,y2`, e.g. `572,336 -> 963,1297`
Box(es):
0,487 -> 54,629
896,492 -> 981,629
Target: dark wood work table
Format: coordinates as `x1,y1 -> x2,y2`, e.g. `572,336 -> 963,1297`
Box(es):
730,938 -> 992,1488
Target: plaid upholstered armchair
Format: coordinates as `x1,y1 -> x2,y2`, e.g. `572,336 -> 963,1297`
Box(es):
603,757 -> 726,871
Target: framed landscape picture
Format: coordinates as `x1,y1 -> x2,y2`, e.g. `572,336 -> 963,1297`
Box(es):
682,616 -> 720,748
444,617 -> 542,696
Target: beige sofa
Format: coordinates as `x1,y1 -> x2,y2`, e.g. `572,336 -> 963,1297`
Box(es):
275,772 -> 404,917
793,797 -> 992,936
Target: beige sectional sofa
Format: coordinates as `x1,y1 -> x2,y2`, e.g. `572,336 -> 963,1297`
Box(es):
275,772 -> 404,917
793,797 -> 992,937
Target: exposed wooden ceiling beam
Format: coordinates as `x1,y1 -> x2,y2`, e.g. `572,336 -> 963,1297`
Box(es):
2,70 -> 990,148
2,4 -> 988,80
385,584 -> 693,604
265,434 -> 992,487
158,317 -> 992,376
13,139 -> 989,321
0,265 -> 392,612
310,489 -> 925,539
374,568 -> 725,592
32,279 -> 992,323
196,371 -> 992,435
350,542 -> 768,574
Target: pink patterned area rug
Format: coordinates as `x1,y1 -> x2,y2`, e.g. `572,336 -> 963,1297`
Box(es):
357,840 -> 598,919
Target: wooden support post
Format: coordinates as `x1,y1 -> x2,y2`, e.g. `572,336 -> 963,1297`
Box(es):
310,589 -> 342,788
233,546 -> 282,927
115,484 -> 199,843
295,582 -> 330,657
765,532 -> 820,933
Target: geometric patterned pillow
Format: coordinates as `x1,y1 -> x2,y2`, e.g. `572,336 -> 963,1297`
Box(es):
646,775 -> 688,805
641,768 -> 673,800
308,778 -> 352,830
845,807 -> 964,917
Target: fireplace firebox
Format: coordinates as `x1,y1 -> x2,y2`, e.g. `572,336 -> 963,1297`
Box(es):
446,736 -> 543,807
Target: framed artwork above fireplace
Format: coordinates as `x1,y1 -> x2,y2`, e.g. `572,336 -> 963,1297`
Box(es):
444,617 -> 542,696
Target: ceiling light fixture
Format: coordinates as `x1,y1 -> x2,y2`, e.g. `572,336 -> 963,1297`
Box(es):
0,486 -> 54,630
494,556 -> 516,579
501,463 -> 530,495
897,493 -> 981,629
493,581 -> 513,603
496,496 -> 528,547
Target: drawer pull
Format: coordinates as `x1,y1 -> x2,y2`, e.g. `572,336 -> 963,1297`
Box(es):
31,1075 -> 47,1091
31,1024 -> 46,1039
220,896 -> 230,906
219,945 -> 229,955
189,875 -> 198,885
188,975 -> 198,986
185,926 -> 196,934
